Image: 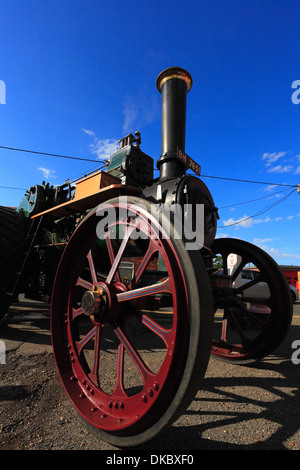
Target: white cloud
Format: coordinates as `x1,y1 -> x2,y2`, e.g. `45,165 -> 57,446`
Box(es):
91,139 -> 119,160
261,150 -> 300,175
222,215 -> 272,229
262,152 -> 286,164
222,212 -> 297,229
82,129 -> 96,138
82,129 -> 118,160
38,167 -> 55,180
261,151 -> 297,174
122,96 -> 139,134
253,238 -> 274,244
251,238 -> 300,261
223,215 -> 253,228
268,248 -> 300,259
267,165 -> 293,173
263,184 -> 279,192
122,93 -> 160,133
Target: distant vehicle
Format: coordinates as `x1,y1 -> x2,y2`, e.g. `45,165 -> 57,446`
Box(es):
240,269 -> 299,303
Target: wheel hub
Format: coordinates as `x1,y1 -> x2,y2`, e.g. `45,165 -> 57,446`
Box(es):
81,285 -> 108,323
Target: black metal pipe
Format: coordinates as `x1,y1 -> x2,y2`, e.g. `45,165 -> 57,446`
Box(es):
156,67 -> 192,182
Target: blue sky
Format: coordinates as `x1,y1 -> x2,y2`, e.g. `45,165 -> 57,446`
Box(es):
1,0 -> 300,265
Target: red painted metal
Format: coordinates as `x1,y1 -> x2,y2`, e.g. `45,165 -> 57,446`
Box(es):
51,198 -> 200,441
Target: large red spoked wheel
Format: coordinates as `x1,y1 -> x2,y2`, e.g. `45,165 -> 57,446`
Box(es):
51,196 -> 213,447
210,238 -> 293,364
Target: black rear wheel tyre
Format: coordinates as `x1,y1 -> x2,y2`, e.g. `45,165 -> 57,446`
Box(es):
0,206 -> 24,321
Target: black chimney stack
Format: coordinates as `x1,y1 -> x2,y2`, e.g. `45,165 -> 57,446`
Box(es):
156,67 -> 193,182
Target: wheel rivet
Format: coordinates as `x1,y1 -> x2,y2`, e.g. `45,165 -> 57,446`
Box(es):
142,394 -> 147,403
120,402 -> 124,409
148,388 -> 153,397
153,382 -> 159,391
114,401 -> 118,409
91,407 -> 97,412
108,401 -> 112,408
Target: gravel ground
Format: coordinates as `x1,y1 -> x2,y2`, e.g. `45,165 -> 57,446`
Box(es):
0,299 -> 300,452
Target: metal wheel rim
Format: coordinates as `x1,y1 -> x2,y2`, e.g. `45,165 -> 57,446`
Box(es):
210,238 -> 292,363
51,198 -> 201,439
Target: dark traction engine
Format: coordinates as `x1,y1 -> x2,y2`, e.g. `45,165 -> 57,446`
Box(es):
0,68 -> 292,447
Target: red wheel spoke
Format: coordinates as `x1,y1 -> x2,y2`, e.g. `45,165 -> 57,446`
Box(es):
231,259 -> 246,282
76,277 -> 93,290
235,277 -> 260,293
75,326 -> 96,355
142,314 -> 171,347
114,326 -> 154,384
105,232 -> 120,282
235,302 -> 269,327
72,306 -> 83,320
106,226 -> 135,284
221,318 -> 228,342
240,296 -> 270,305
87,250 -> 98,284
133,241 -> 158,286
116,277 -> 171,302
228,312 -> 249,343
89,325 -> 101,385
113,343 -> 127,397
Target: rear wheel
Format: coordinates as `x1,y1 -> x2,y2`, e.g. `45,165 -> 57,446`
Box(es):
0,206 -> 24,322
290,290 -> 296,304
210,238 -> 293,364
51,196 -> 214,447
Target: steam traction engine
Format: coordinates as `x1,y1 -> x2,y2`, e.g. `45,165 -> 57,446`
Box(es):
0,68 -> 292,447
